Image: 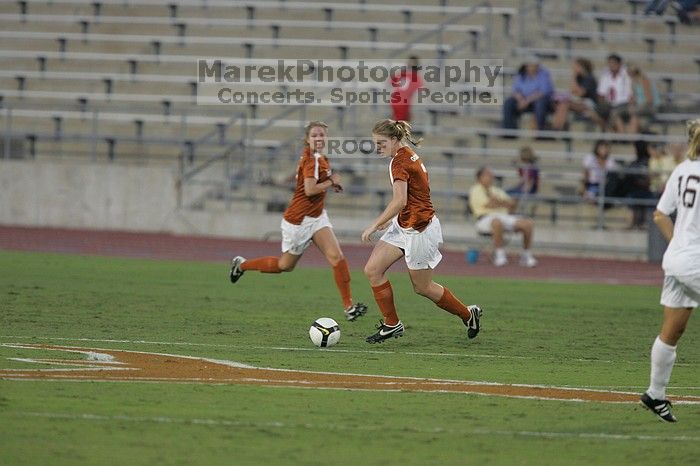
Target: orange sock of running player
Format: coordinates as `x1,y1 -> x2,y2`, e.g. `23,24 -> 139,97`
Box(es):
435,287 -> 472,321
332,258 -> 353,309
371,281 -> 400,326
240,257 -> 281,273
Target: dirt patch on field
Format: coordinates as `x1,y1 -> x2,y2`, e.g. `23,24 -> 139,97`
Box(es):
2,344 -> 698,404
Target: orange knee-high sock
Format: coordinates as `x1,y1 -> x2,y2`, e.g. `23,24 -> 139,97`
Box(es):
332,258 -> 353,309
371,281 -> 399,326
240,257 -> 281,273
435,287 -> 472,321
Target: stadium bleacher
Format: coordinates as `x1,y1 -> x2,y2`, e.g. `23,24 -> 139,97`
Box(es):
0,0 -> 697,258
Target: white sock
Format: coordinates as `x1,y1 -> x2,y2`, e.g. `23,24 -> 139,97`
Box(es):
521,250 -> 533,259
647,336 -> 677,400
495,248 -> 506,258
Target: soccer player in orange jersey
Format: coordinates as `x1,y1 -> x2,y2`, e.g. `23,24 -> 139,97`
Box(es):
361,119 -> 482,343
229,121 -> 367,321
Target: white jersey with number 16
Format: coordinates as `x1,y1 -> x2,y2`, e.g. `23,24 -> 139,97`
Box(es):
657,159 -> 700,276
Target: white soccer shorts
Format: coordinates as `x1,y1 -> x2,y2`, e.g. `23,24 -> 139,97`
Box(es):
475,213 -> 521,235
280,210 -> 333,256
380,216 -> 443,270
660,274 -> 700,309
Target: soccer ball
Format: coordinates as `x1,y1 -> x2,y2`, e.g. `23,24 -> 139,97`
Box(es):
309,317 -> 341,347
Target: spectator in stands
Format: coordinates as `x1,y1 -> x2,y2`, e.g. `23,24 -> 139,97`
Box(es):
551,58 -> 599,131
596,54 -> 637,134
629,65 -> 661,123
502,56 -> 554,133
389,56 -> 424,123
625,140 -> 655,229
507,146 -> 540,196
649,143 -> 678,196
669,142 -> 687,164
469,166 -> 537,267
674,0 -> 700,23
645,0 -> 672,14
582,140 -> 618,202
645,0 -> 700,22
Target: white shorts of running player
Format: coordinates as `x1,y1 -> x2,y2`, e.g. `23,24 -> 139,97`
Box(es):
281,210 -> 333,256
660,274 -> 700,309
475,213 -> 522,235
380,216 -> 443,270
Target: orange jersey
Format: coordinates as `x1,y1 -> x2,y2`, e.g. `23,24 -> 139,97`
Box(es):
389,146 -> 435,231
283,147 -> 332,225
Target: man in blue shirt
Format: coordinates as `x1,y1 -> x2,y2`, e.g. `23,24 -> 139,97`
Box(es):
502,56 -> 554,133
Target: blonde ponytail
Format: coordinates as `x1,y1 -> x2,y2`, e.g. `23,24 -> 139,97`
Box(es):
372,119 -> 423,146
687,118 -> 700,161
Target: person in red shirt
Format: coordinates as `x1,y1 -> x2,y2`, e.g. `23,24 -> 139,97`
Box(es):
361,119 -> 483,343
390,56 -> 423,122
229,121 -> 367,321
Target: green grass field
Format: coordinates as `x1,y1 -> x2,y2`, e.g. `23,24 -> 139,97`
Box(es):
1,250 -> 698,465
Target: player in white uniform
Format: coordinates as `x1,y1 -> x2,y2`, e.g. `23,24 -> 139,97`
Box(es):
640,119 -> 700,422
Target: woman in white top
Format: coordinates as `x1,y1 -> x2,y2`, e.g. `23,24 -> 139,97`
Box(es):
581,140 -> 617,202
640,119 -> 700,423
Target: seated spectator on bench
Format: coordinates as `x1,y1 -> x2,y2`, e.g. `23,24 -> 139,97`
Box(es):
675,0 -> 700,24
582,140 -> 619,202
551,58 -> 599,131
625,140 -> 655,229
629,65 -> 661,122
645,0 -> 672,15
669,142 -> 687,164
646,0 -> 700,22
507,146 -> 540,196
469,166 -> 538,267
648,142 -> 678,196
502,56 -> 554,133
596,54 -> 638,134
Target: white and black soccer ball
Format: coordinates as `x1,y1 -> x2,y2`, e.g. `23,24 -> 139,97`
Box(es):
309,317 -> 341,347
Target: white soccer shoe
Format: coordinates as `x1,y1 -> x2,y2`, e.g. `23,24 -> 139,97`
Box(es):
493,252 -> 508,267
519,254 -> 538,268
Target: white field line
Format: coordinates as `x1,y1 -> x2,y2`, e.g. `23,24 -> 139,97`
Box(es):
7,358 -> 126,366
6,411 -> 700,443
1,367 -> 135,372
4,356 -> 135,372
2,377 -> 698,404
560,385 -> 700,391
2,335 -> 695,366
3,343 -> 700,404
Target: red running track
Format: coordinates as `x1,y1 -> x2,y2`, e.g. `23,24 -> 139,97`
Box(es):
0,225 -> 662,286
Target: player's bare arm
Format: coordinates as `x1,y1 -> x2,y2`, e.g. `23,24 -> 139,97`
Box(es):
361,180 -> 407,243
653,209 -> 674,242
485,197 -> 515,210
329,173 -> 343,192
303,176 -> 335,197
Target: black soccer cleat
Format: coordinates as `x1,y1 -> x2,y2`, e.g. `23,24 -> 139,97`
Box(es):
344,302 -> 368,321
640,393 -> 677,422
366,320 -> 404,344
229,256 -> 246,283
463,305 -> 483,339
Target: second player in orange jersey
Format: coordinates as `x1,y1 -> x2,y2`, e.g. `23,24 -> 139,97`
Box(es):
229,121 -> 367,321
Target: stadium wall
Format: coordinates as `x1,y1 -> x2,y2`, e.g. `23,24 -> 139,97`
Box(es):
0,159 -> 648,259
0,159 -> 178,232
